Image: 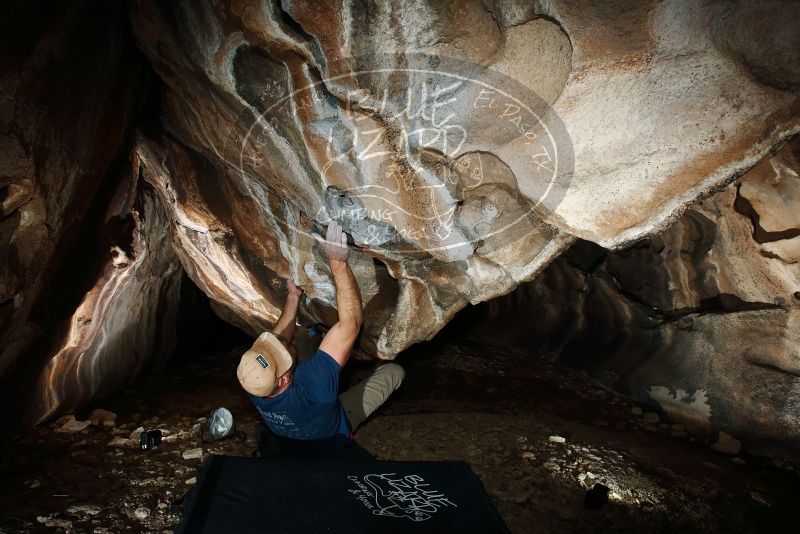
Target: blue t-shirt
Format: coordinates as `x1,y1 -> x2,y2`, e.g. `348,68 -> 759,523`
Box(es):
249,349 -> 351,440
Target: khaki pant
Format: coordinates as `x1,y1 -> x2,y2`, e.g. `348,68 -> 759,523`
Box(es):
339,363 -> 405,431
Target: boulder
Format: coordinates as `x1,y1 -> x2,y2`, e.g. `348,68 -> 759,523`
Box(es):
128,0 -> 800,357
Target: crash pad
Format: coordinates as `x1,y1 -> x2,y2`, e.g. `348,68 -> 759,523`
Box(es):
176,454 -> 508,533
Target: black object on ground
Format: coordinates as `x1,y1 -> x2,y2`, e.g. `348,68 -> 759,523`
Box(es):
584,483 -> 610,509
175,454 -> 509,533
139,429 -> 162,450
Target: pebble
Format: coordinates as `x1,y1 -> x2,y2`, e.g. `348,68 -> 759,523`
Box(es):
37,516 -> 73,529
108,437 -> 131,447
158,502 -> 168,510
642,412 -> 660,424
185,477 -> 197,485
731,457 -> 747,465
630,407 -> 643,416
521,451 -> 536,460
577,472 -> 598,488
711,431 -> 741,455
182,448 -> 204,460
542,461 -> 561,472
134,507 -> 150,519
57,419 -> 92,433
89,409 -> 118,427
67,504 -> 102,515
548,435 -> 566,444
53,414 -> 76,426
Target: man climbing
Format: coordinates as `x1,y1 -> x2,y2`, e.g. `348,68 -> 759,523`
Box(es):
236,221 -> 405,452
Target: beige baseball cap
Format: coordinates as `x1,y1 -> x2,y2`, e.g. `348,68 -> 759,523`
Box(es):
236,331 -> 294,397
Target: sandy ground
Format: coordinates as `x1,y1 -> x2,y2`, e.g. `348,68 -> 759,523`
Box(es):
0,339 -> 798,533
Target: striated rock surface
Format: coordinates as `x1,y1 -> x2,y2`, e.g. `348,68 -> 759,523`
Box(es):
129,0 -> 800,357
0,1 -> 152,384
25,152 -> 183,425
0,0 -> 149,381
475,139 -> 800,457
0,1 -> 183,429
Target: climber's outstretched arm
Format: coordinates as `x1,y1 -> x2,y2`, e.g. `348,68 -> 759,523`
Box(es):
315,221 -> 363,367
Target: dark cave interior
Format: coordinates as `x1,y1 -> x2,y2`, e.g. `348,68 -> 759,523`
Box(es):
1,1 -> 800,533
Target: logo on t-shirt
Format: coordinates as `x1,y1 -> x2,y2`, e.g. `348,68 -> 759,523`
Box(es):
256,354 -> 270,369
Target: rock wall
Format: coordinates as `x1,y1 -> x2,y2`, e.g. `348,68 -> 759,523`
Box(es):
0,1 -> 182,429
476,139 -> 800,457
128,0 -> 800,358
25,152 -> 184,425
0,0 -> 150,379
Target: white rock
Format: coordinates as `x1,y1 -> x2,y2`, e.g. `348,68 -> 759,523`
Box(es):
134,507 -> 150,519
36,516 -> 72,529
185,477 -> 197,485
548,435 -> 566,444
182,448 -> 203,460
67,504 -> 102,516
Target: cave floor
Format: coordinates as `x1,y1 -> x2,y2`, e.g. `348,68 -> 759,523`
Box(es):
1,341 -> 798,533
